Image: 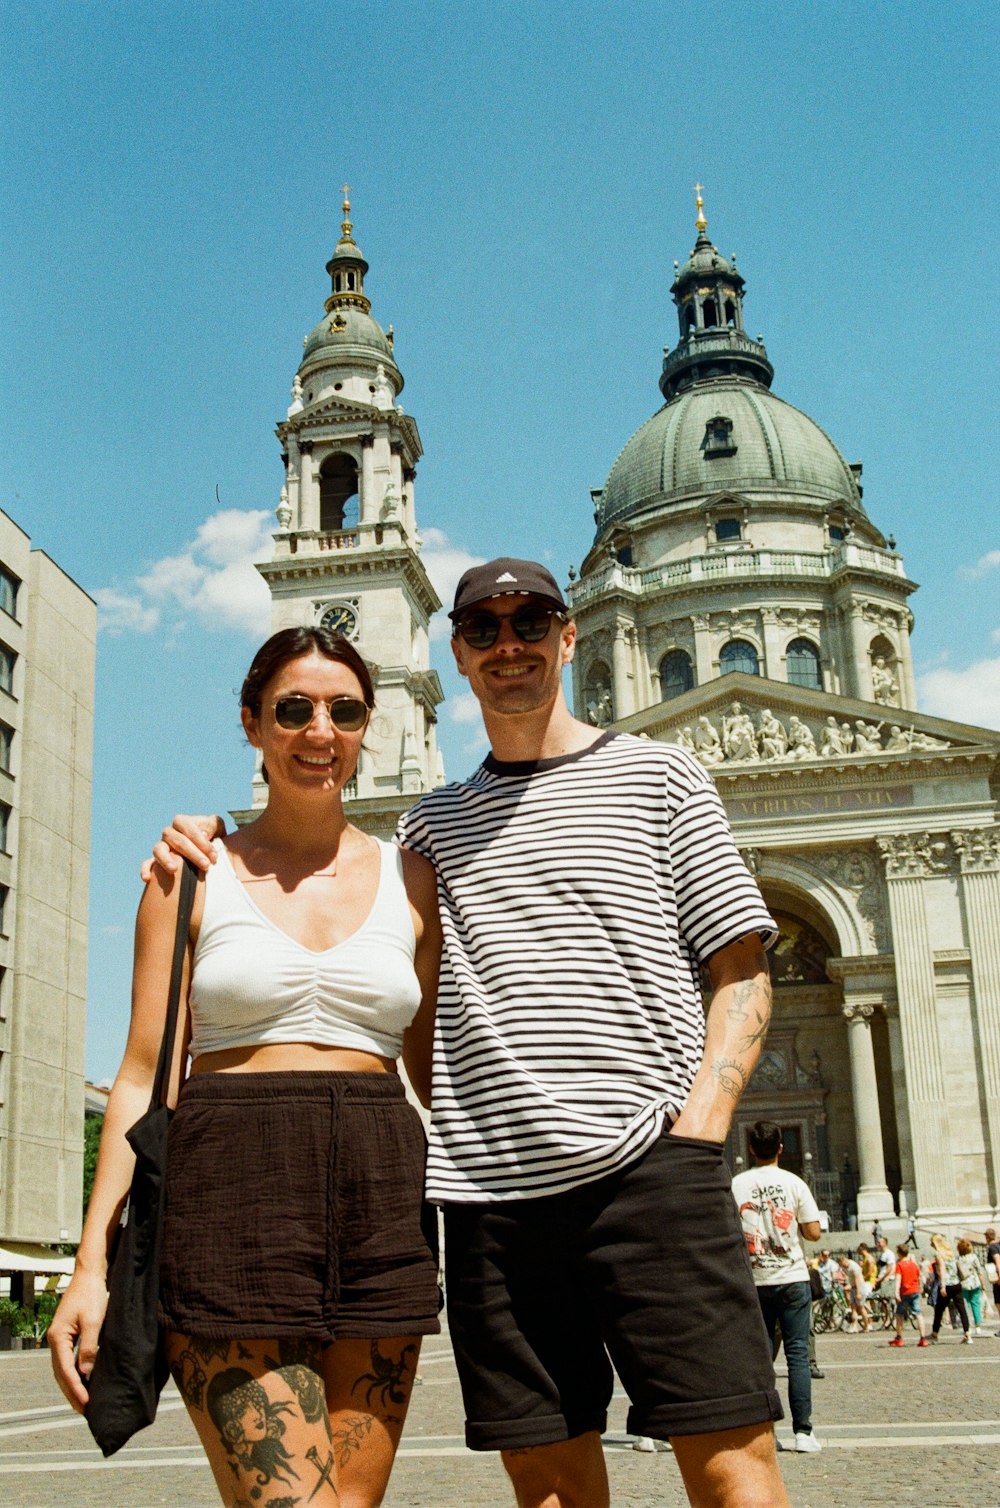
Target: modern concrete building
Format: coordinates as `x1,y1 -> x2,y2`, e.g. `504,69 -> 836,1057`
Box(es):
570,192 -> 1000,1236
0,509 -> 96,1275
242,191 -> 444,838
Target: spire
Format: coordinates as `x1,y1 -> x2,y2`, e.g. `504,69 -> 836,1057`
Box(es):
693,181 -> 708,236
661,194 -> 773,399
325,182 -> 371,316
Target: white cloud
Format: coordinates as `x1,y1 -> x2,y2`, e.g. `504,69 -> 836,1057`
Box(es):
94,588 -> 160,635
448,690 -> 482,725
99,507 -> 273,638
961,549 -> 1000,579
420,527 -> 485,641
917,656 -> 1000,731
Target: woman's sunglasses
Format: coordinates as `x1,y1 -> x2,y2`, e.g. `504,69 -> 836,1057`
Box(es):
453,605 -> 566,651
272,695 -> 370,731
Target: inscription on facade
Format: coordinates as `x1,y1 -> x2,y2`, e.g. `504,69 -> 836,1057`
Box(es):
727,786 -> 912,820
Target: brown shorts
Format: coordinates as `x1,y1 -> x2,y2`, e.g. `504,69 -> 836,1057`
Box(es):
159,1071 -> 441,1341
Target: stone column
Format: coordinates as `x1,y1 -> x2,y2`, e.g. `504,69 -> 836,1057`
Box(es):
360,434 -> 376,525
285,436 -> 301,526
298,441 -> 316,532
848,604 -> 871,701
876,833 -> 956,1215
612,623 -> 635,717
691,614 -> 713,687
840,999 -> 895,1221
885,1006 -> 917,1216
951,828 -> 1000,1211
760,607 -> 784,682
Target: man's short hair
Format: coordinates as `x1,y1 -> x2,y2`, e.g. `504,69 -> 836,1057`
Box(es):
747,1120 -> 782,1160
895,1245 -> 909,1258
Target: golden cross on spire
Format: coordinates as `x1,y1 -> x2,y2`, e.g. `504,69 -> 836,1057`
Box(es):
693,181 -> 707,234
341,182 -> 352,208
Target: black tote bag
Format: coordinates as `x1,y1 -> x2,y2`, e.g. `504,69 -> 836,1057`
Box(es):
84,859 -> 197,1457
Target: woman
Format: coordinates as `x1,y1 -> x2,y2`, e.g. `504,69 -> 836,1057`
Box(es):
50,627 -> 442,1507
928,1233 -> 971,1343
956,1238 -> 986,1336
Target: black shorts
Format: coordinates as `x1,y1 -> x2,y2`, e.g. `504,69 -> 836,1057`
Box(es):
160,1071 -> 441,1341
444,1130 -> 781,1450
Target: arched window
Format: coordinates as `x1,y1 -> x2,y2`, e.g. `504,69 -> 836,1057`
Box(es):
584,661 -> 613,727
659,649 -> 694,701
684,305 -> 696,333
724,298 -> 736,326
319,453 -> 359,532
786,638 -> 822,690
720,640 -> 759,676
702,297 -> 719,328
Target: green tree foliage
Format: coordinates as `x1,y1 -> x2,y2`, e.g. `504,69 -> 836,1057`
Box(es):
83,1114 -> 103,1219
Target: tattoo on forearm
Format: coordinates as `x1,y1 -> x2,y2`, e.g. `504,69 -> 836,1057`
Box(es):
740,1008 -> 770,1052
725,979 -> 757,1022
713,1058 -> 747,1102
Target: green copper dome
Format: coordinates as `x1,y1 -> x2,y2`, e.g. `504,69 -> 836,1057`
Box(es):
598,380 -> 865,530
302,306 -> 394,362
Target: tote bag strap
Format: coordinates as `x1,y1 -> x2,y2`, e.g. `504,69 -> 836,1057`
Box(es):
150,859 -> 198,1111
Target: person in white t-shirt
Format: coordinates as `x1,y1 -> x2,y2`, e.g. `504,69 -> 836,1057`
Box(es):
732,1120 -> 822,1453
838,1253 -> 873,1331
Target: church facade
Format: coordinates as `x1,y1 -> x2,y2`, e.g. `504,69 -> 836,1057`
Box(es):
569,194 -> 1000,1234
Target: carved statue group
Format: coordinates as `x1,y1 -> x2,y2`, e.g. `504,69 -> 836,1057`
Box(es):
675,702 -> 950,767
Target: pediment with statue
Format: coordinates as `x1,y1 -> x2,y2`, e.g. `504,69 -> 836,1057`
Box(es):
615,671 -> 999,775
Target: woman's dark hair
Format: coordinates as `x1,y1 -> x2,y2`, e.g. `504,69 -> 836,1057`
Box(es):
241,626 -> 375,716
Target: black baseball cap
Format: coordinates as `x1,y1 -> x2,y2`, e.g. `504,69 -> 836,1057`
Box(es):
449,557 -> 568,620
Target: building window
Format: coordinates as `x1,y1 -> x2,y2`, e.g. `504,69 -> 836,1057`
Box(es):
720,640 -> 759,676
0,723 -> 12,772
0,802 -> 9,852
0,567 -> 18,620
702,297 -> 719,328
714,518 -> 742,543
787,638 -> 822,689
703,416 -> 737,458
828,524 -> 845,542
0,645 -> 14,695
660,649 -> 694,700
0,886 -> 7,935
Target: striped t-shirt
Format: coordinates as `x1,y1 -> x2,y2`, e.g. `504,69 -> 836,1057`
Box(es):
397,732 -> 776,1203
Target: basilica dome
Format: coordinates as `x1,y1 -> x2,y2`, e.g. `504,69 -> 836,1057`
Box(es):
302,305 -> 394,362
598,379 -> 864,530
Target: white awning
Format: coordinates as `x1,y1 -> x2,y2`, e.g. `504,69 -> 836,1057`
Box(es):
0,1242 -> 75,1275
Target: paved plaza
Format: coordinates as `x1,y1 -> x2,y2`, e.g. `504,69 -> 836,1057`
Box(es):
1,1324 -> 997,1507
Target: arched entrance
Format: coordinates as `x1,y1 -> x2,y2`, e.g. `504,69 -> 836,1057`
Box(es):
725,879 -> 898,1229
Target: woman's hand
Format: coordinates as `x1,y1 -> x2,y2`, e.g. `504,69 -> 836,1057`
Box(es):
48,1269 -> 109,1412
139,814 -> 226,882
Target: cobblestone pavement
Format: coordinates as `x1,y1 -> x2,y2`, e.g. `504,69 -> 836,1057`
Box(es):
2,1325 -> 998,1507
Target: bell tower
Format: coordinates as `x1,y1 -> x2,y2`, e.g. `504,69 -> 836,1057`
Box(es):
255,191 -> 444,836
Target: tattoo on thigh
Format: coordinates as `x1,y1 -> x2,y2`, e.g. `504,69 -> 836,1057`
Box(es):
352,1341 -> 418,1410
263,1499 -> 302,1508
206,1368 -> 298,1491
264,1339 -> 329,1436
305,1444 -> 336,1500
331,1411 -> 373,1468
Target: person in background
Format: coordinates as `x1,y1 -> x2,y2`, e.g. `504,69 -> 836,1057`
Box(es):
929,1233 -> 971,1343
815,1249 -> 838,1296
888,1244 -> 928,1348
732,1120 -> 822,1453
986,1228 -> 1000,1337
837,1253 -> 872,1333
857,1242 -> 878,1290
874,1235 -> 896,1294
956,1239 -> 986,1336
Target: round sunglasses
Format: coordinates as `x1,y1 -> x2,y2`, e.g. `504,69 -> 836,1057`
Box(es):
453,604 -> 566,650
272,695 -> 370,732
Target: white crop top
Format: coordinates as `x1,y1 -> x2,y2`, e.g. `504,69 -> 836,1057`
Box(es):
188,837 -> 422,1059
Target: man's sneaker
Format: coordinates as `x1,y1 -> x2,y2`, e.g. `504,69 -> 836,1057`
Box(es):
632,1436 -> 657,1453
888,1336 -> 904,1347
794,1432 -> 822,1452
809,1363 -> 825,1378
917,1337 -> 929,1347
961,1334 -> 973,1344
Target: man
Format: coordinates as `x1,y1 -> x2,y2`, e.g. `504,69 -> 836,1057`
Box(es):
874,1234 -> 896,1293
889,1243 -> 928,1347
815,1248 -> 838,1297
732,1121 -> 822,1453
157,559 -> 790,1507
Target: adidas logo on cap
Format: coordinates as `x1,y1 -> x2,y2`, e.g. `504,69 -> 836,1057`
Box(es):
495,571 -> 517,583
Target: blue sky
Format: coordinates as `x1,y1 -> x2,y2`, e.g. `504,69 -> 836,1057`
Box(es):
2,0 -> 998,1082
